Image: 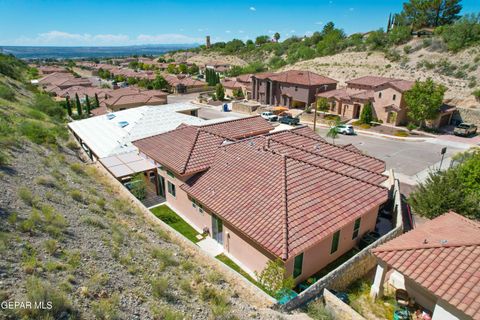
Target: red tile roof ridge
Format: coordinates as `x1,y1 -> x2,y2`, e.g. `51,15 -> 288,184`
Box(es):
265,134 -> 386,183
199,115 -> 263,129
182,129 -> 202,174
281,152 -> 389,191
281,154 -> 289,260
281,127 -> 386,169
373,211 -> 480,254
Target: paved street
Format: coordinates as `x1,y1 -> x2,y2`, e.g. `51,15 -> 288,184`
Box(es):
314,127 -> 465,179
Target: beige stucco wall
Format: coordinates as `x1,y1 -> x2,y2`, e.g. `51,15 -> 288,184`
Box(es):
285,206 -> 380,284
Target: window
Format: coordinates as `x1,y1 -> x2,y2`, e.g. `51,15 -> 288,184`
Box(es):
393,94 -> 396,101
191,200 -> 197,209
295,86 -> 298,91
293,253 -> 303,278
352,218 -> 361,239
167,181 -> 176,197
378,92 -> 382,98
167,170 -> 175,178
330,230 -> 340,254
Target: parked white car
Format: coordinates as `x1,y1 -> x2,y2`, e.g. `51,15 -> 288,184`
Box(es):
335,124 -> 355,135
261,111 -> 278,122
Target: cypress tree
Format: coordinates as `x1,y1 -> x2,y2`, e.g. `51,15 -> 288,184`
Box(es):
206,69 -> 211,85
215,72 -> 220,85
66,96 -> 72,117
94,93 -> 100,109
75,93 -> 82,116
359,102 -> 373,124
85,95 -> 91,114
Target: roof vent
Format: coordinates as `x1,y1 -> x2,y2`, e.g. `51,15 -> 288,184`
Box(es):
440,239 -> 448,245
107,113 -> 116,120
314,144 -> 321,150
248,141 -> 255,146
118,121 -> 129,128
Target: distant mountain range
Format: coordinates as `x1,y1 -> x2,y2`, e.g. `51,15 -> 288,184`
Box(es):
0,44 -> 199,59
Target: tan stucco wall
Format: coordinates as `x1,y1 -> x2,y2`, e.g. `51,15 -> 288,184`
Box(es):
285,206 -> 380,284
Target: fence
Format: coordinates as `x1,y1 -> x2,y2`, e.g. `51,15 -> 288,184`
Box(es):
324,289 -> 366,320
279,170 -> 404,311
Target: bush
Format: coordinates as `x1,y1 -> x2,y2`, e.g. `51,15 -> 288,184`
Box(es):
359,102 -> 373,124
0,84 -> 15,101
31,94 -> 66,121
92,294 -> 120,320
473,89 -> 480,100
406,123 -> 417,131
151,277 -> 169,298
129,173 -> 147,200
70,189 -> 84,203
69,163 -> 85,175
436,14 -> 480,52
18,187 -> 33,205
18,120 -> 57,145
394,130 -> 409,137
21,277 -> 77,319
307,299 -> 335,320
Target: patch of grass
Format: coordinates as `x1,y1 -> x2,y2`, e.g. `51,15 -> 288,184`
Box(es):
18,120 -> 57,145
92,293 -> 120,320
81,216 -> 107,229
216,253 -> 260,287
45,260 -> 66,272
346,277 -> 395,320
151,305 -> 183,320
43,239 -> 58,255
151,246 -> 178,267
35,175 -> 57,188
179,278 -> 193,294
69,163 -> 85,175
70,189 -> 85,203
206,270 -> 225,284
0,84 -> 16,101
307,299 -> 335,320
21,276 -> 77,319
151,277 -> 169,299
394,130 -> 409,137
150,205 -> 200,243
66,250 -> 81,269
18,187 -> 33,206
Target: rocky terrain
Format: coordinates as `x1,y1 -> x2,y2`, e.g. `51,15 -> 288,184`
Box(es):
0,66 -> 306,319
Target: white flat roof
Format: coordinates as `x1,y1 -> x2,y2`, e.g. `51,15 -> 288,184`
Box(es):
68,102 -> 236,158
99,152 -> 156,178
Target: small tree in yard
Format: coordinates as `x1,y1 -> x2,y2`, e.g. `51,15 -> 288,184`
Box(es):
316,97 -> 330,113
94,93 -> 100,109
326,119 -> 340,144
404,79 -> 446,128
256,259 -> 294,298
65,96 -> 72,117
359,102 -> 373,124
130,173 -> 147,200
85,95 -> 91,114
232,88 -> 244,99
75,93 -> 82,116
215,83 -> 225,101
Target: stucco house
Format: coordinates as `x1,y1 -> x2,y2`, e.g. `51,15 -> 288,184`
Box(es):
371,211 -> 480,320
251,70 -> 338,109
317,76 -> 414,125
221,74 -> 253,99
133,119 -> 389,283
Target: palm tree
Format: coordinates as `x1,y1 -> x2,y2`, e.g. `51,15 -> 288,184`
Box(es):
326,119 -> 340,144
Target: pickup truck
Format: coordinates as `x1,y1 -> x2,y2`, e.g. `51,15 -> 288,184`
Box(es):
279,115 -> 300,125
453,123 -> 477,137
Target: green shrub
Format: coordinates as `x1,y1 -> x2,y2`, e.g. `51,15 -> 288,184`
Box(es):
43,239 -> 58,255
21,276 -> 77,319
151,277 -> 169,298
473,89 -> 480,99
69,163 -> 85,175
70,189 -> 84,203
151,247 -> 178,267
92,293 -> 120,320
31,94 -> 65,121
0,84 -> 15,101
151,305 -> 183,320
129,173 -> 147,200
18,187 -> 33,205
394,130 -> 409,137
307,299 -> 335,320
82,216 -> 107,229
406,123 -> 417,131
18,120 -> 56,144
35,175 -> 57,188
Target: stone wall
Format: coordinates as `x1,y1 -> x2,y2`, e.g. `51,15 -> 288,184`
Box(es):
279,171 -> 404,311
452,107 -> 480,126
324,289 -> 366,320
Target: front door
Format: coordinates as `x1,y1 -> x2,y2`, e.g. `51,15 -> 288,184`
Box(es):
212,215 -> 223,245
158,175 -> 166,198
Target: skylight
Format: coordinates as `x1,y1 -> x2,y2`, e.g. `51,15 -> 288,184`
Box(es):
118,121 -> 129,128
107,113 -> 116,120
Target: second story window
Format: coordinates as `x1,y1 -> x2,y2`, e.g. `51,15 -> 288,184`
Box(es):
379,92 -> 382,98
295,86 -> 298,91
293,253 -> 303,278
393,94 -> 396,101
167,170 -> 175,178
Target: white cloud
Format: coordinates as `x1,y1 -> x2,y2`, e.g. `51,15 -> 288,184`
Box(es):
14,30 -> 201,46
238,30 -> 245,34
315,21 -> 323,25
225,30 -> 231,34
136,34 -> 202,44
249,6 -> 256,11
305,31 -> 313,36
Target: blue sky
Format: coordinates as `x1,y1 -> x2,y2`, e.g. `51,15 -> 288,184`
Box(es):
0,0 -> 479,46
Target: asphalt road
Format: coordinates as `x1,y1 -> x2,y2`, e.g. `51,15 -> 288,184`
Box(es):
314,127 -> 464,177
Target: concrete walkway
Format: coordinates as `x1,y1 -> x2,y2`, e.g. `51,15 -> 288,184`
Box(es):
197,237 -> 224,257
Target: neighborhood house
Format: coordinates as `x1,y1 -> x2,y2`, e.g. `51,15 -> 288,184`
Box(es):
133,119 -> 389,283
371,211 -> 480,320
251,70 -> 338,109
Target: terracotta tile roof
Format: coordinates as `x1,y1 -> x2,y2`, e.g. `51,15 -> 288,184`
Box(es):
373,212 -> 480,319
59,86 -> 111,99
254,70 -> 338,86
103,89 -> 167,108
133,116 -> 274,175
236,74 -> 253,83
182,140 -> 388,259
317,88 -> 351,100
347,76 -> 414,93
221,79 -> 245,89
90,106 -> 108,116
164,74 -> 205,88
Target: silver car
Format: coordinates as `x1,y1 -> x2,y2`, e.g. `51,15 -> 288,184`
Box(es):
335,124 -> 355,135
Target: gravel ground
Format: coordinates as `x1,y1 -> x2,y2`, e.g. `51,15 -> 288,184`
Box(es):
0,141 -> 305,320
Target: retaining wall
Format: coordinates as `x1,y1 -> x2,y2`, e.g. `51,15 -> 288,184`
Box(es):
324,289 -> 366,320
453,107 -> 480,126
